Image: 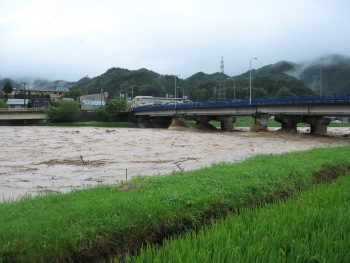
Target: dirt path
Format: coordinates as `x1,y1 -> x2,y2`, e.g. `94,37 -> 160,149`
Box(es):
1,126 -> 349,202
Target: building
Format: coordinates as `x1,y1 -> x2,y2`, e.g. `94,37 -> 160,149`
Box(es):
56,86 -> 70,91
31,98 -> 50,108
28,89 -> 68,100
6,99 -> 29,109
79,92 -> 108,111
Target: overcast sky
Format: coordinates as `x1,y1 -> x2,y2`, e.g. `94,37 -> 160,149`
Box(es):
1,0 -> 349,81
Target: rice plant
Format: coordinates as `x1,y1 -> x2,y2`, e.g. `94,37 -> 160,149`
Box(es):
125,173 -> 350,262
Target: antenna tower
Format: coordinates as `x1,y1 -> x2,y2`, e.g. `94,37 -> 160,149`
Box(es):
218,56 -> 226,100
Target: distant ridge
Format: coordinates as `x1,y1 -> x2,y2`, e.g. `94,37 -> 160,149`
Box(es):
1,54 -> 350,99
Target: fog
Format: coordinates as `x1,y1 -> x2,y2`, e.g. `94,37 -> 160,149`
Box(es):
1,0 -> 350,81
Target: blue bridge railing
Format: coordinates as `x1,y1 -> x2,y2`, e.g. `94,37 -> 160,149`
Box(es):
133,93 -> 350,112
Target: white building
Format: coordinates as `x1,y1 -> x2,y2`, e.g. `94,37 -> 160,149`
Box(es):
6,99 -> 29,109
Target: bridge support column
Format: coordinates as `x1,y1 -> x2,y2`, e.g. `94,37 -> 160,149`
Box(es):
217,116 -> 235,131
274,115 -> 304,133
136,116 -> 172,128
253,113 -> 270,128
150,117 -> 173,128
193,116 -> 217,130
137,116 -> 151,128
304,116 -> 331,135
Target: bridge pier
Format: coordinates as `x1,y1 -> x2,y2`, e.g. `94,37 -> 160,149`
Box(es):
274,115 -> 331,135
192,116 -> 217,130
303,116 -> 331,135
274,115 -> 304,133
216,116 -> 235,131
137,116 -> 172,128
253,113 -> 270,129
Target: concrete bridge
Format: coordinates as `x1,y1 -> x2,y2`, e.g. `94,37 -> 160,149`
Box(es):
0,109 -> 48,122
133,94 -> 350,135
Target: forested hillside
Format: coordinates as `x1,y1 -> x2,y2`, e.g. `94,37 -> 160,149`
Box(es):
2,54 -> 350,102
296,54 -> 350,94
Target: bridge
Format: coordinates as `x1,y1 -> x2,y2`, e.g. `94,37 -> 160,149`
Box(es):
0,108 -> 48,122
133,93 -> 350,135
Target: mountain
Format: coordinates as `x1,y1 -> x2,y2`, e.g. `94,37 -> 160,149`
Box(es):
0,76 -> 88,93
73,67 -> 202,99
240,60 -> 297,79
243,54 -> 350,94
2,54 -> 350,101
186,72 -> 230,85
0,78 -> 22,91
293,54 -> 350,94
29,79 -> 76,90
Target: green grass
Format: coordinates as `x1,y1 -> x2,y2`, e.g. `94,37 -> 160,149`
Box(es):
129,172 -> 350,262
186,116 -> 350,128
1,146 -> 350,262
38,121 -> 138,128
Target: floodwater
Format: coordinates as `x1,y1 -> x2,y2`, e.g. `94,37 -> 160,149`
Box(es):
1,126 -> 349,202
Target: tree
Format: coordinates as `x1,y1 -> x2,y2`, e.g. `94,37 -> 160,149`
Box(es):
0,100 -> 8,108
94,98 -> 128,121
61,87 -> 85,100
2,82 -> 14,94
44,100 -> 81,122
276,86 -> 295,97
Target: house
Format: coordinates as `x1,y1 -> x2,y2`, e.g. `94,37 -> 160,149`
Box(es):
56,86 -> 70,91
28,89 -> 68,100
6,99 -> 29,109
31,98 -> 50,108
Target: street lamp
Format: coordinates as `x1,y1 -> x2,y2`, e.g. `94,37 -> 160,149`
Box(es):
229,78 -> 236,100
312,64 -> 322,97
21,82 -> 27,109
100,89 -> 103,106
174,75 -> 180,108
130,85 -> 135,100
250,58 -> 257,105
125,86 -> 135,101
179,87 -> 185,102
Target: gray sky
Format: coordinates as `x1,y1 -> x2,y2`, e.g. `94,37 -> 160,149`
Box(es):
1,0 -> 349,81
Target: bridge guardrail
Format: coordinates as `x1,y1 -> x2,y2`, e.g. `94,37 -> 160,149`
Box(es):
132,93 -> 350,111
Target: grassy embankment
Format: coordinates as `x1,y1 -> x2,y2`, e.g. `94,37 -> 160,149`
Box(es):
190,117 -> 349,128
1,146 -> 350,262
127,169 -> 350,262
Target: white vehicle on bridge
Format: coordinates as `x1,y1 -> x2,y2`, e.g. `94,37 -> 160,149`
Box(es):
132,96 -> 189,108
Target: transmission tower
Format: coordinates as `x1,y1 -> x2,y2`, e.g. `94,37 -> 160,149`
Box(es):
218,56 -> 226,100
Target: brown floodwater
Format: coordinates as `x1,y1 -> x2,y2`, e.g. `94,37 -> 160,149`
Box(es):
1,126 -> 349,202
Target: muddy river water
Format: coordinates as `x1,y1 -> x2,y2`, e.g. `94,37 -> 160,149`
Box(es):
1,126 -> 349,202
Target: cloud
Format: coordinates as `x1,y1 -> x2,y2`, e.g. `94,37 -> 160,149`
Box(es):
1,0 -> 350,81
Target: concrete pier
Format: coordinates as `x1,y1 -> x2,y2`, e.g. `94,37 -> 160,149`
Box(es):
217,116 -> 235,131
304,116 -> 331,135
274,115 -> 304,133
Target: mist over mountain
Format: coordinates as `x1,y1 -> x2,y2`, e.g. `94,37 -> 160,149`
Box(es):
1,54 -> 349,101
251,54 -> 350,94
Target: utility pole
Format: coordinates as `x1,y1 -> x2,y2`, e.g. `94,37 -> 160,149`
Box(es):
21,82 -> 27,109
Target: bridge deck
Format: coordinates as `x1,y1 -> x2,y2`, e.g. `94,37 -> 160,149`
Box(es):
0,109 -> 47,120
133,94 -> 350,117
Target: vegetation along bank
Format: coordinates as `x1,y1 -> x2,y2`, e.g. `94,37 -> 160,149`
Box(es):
1,146 -> 350,262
